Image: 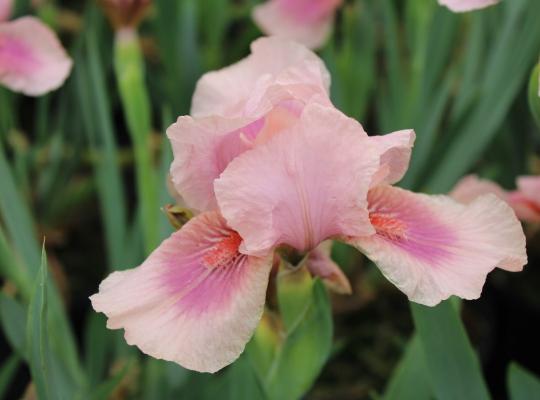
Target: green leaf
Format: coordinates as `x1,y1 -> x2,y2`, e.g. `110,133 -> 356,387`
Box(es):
26,246 -> 52,400
411,301 -> 491,400
0,354 -> 19,400
384,335 -> 432,400
507,363 -> 540,400
83,312 -> 110,386
26,246 -> 78,400
527,63 -> 540,130
265,281 -> 332,400
0,294 -> 27,355
276,261 -> 313,332
90,361 -> 131,400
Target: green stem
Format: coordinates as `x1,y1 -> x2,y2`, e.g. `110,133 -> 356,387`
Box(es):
114,28 -> 159,255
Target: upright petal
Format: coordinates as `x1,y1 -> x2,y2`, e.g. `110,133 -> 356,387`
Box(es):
307,241 -> 352,294
349,185 -> 527,306
91,212 -> 273,373
167,115 -> 257,211
0,17 -> 72,96
191,37 -> 330,118
370,130 -> 415,187
215,103 -> 378,255
0,0 -> 12,22
450,175 -> 508,204
438,0 -> 499,13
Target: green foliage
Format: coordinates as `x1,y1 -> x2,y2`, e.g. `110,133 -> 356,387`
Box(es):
411,302 -> 490,400
248,276 -> 333,400
508,363 -> 540,400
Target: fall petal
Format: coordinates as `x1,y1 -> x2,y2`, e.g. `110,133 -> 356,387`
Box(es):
91,212 -> 273,373
215,102 -> 378,255
349,185 -> 527,306
0,17 -> 72,96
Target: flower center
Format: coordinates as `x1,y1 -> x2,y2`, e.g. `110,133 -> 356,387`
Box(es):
369,212 -> 408,241
202,231 -> 243,269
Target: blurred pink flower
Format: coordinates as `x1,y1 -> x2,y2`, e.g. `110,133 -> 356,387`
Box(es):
0,16 -> 72,96
252,0 -> 342,49
0,0 -> 12,22
452,175 -> 540,223
92,38 -> 527,373
438,0 -> 500,12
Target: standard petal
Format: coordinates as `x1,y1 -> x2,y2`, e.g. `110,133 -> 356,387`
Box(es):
450,175 -> 508,204
167,115 -> 258,211
215,102 -> 378,255
252,0 -> 339,50
167,100 -> 307,211
438,0 -> 499,12
91,212 -> 273,373
307,241 -> 352,294
349,185 -> 527,306
0,0 -> 12,22
0,17 -> 72,96
370,129 -> 415,187
191,36 -> 330,118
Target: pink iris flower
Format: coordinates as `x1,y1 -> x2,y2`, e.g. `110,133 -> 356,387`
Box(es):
438,0 -> 500,12
252,0 -> 342,49
452,175 -> 540,223
0,2 -> 72,96
91,37 -> 526,373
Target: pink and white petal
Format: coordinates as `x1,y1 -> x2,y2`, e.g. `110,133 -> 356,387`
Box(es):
516,176 -> 540,202
450,175 -> 508,204
91,212 -> 273,373
307,241 -> 352,294
370,130 -> 416,187
0,17 -> 72,96
0,0 -> 12,22
215,102 -> 378,255
438,0 -> 499,13
252,1 -> 335,50
191,36 -> 330,118
349,186 -> 527,306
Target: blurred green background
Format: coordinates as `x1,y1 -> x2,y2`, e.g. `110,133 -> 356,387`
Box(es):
1,0 -> 540,399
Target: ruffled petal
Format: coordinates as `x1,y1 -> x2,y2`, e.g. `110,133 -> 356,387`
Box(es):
252,0 -> 339,50
370,129 -> 415,187
438,0 -> 499,12
191,36 -> 330,118
0,17 -> 72,96
307,241 -> 352,294
349,185 -> 527,306
0,0 -> 12,22
91,212 -> 273,373
215,102 -> 378,255
450,175 -> 508,204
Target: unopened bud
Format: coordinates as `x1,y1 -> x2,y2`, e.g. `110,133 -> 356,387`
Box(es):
161,204 -> 193,230
98,0 -> 151,29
